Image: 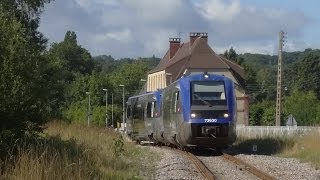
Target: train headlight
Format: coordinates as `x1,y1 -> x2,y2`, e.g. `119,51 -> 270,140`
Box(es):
204,74 -> 209,79
191,113 -> 196,118
223,113 -> 229,118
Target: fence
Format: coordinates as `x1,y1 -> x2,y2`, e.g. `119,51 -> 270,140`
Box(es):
236,126 -> 320,139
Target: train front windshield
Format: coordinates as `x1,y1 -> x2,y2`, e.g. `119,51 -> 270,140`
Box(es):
191,81 -> 228,119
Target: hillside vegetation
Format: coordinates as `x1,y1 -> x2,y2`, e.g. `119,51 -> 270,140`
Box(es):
224,47 -> 320,126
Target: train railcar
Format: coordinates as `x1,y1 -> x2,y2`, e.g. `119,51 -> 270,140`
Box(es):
126,90 -> 162,142
155,73 -> 237,149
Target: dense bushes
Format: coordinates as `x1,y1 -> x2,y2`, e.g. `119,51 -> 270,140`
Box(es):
249,90 -> 320,126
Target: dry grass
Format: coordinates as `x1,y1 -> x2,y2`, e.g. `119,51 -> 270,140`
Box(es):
0,121 -> 157,179
232,129 -> 320,169
280,131 -> 320,169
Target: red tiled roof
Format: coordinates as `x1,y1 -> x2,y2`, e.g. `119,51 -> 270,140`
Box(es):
149,36 -> 245,86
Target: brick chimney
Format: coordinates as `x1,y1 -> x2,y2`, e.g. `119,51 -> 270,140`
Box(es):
190,32 -> 208,46
169,38 -> 181,59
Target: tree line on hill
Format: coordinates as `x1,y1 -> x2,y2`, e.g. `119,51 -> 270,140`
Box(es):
224,47 -> 320,126
1,0 -> 319,141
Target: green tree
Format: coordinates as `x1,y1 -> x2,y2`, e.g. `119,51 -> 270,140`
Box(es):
249,100 -> 275,125
289,52 -> 320,99
223,47 -> 244,65
46,31 -> 95,117
0,0 -> 52,135
255,68 -> 277,101
48,31 -> 94,79
283,89 -> 320,125
109,61 -> 149,103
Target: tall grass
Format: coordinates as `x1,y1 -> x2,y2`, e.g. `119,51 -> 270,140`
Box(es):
232,130 -> 320,169
280,131 -> 320,169
0,121 -> 156,179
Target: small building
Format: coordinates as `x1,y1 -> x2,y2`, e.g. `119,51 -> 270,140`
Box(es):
147,32 -> 248,126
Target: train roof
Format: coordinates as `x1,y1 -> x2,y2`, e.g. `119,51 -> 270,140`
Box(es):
174,73 -> 233,83
127,89 -> 162,100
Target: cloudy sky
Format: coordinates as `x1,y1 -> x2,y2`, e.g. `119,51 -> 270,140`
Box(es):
39,0 -> 320,58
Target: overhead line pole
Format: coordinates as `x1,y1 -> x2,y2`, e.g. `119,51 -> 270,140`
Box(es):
276,31 -> 285,126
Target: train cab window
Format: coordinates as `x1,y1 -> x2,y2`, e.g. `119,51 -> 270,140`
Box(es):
191,81 -> 227,106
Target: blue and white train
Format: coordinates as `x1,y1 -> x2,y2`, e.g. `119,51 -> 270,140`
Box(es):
126,73 -> 237,149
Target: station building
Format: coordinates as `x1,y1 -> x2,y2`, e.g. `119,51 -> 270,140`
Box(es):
146,32 -> 249,126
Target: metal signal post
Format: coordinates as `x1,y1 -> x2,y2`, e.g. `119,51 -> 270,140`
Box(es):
276,31 -> 285,126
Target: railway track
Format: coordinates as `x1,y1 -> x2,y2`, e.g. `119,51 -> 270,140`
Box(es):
139,142 -> 275,179
222,153 -> 275,180
179,148 -> 275,180
181,150 -> 216,180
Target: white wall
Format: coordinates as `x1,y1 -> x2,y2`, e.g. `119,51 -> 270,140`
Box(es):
236,126 -> 320,138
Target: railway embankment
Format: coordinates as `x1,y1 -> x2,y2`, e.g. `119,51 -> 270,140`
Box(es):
138,129 -> 320,179
2,122 -> 319,179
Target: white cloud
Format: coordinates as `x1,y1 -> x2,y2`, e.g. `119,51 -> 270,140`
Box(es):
193,0 -> 308,43
39,0 -> 311,58
143,29 -> 177,56
90,29 -> 132,43
122,0 -> 184,22
105,29 -> 132,42
74,0 -> 119,12
213,42 -> 275,55
194,0 -> 241,22
285,41 -> 312,52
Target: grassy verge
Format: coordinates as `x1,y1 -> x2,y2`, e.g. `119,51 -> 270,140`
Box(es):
229,136 -> 295,155
232,131 -> 320,169
0,121 -> 157,179
279,132 -> 320,169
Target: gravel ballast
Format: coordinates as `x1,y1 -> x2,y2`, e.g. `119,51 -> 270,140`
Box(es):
147,146 -> 203,180
140,145 -> 320,179
235,154 -> 320,180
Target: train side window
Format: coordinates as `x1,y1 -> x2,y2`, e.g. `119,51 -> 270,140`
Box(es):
133,104 -> 143,119
147,102 -> 154,118
151,102 -> 155,118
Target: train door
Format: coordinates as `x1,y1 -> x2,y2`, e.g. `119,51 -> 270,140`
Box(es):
126,101 -> 132,134
171,89 -> 181,134
132,98 -> 145,138
162,89 -> 172,134
146,100 -> 155,135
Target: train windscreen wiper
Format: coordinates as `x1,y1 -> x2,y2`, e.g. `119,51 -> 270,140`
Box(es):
193,93 -> 212,106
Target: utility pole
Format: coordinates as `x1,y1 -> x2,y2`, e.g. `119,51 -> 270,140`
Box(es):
111,93 -> 114,128
86,92 -> 91,126
276,31 -> 285,126
103,89 -> 108,128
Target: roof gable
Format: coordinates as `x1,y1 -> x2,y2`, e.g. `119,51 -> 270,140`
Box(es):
187,38 -> 230,69
148,35 -> 245,86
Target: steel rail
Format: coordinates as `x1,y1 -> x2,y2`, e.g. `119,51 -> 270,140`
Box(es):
179,150 -> 216,180
222,153 -> 275,180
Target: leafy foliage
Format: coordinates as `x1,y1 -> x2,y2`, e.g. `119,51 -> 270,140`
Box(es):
223,47 -> 244,65
113,135 -> 125,157
0,4 -> 51,134
239,48 -> 320,126
283,89 -> 320,125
